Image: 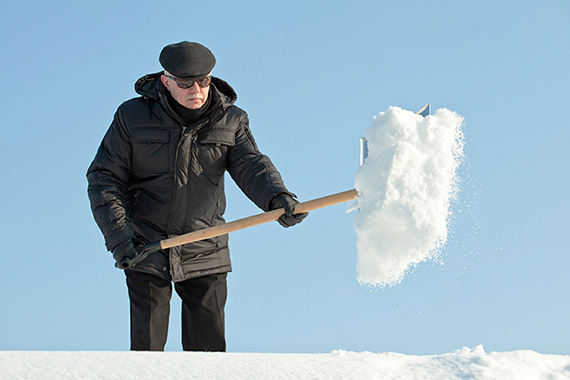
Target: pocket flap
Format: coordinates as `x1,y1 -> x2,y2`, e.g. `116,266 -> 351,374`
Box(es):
131,128 -> 170,143
199,129 -> 235,146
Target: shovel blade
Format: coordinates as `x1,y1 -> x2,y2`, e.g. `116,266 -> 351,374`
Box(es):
359,104 -> 430,167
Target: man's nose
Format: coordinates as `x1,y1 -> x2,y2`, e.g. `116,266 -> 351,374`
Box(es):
188,81 -> 201,92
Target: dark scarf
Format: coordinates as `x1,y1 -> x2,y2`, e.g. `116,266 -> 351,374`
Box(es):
166,89 -> 213,126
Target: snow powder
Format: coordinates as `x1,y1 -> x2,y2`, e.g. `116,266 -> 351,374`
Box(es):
354,106 -> 464,286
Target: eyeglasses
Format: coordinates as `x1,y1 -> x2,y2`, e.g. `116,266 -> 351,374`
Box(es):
165,74 -> 211,89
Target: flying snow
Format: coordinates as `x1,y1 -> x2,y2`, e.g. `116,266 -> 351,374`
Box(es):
354,106 -> 464,286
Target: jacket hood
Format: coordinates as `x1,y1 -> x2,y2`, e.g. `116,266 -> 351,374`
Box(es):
134,72 -> 238,108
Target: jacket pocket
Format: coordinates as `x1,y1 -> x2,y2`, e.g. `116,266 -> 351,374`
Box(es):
131,128 -> 170,176
197,129 -> 235,175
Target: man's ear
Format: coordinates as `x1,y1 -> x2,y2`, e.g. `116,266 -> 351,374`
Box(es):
160,74 -> 170,90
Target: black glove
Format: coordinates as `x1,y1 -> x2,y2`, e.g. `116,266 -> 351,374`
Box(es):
112,240 -> 137,269
269,193 -> 308,228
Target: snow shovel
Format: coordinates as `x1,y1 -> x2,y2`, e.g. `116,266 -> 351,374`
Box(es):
119,189 -> 358,269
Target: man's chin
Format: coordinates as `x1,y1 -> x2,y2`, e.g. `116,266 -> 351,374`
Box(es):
184,100 -> 204,109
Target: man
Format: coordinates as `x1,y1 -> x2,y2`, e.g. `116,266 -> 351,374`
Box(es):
87,41 -> 307,351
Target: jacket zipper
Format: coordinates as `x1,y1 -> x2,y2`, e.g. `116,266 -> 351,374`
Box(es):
180,129 -> 198,234
165,121 -> 208,238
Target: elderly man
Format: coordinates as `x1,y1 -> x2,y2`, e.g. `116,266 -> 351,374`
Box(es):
87,41 -> 307,351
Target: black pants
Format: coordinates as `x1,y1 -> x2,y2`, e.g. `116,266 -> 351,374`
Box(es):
125,270 -> 227,351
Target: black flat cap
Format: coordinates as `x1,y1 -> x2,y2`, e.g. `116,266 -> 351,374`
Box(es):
159,41 -> 216,79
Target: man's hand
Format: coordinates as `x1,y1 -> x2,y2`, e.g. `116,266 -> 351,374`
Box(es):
269,194 -> 308,228
112,240 -> 137,269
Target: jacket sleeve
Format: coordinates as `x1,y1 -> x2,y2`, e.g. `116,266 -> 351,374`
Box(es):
226,115 -> 294,211
86,109 -> 135,251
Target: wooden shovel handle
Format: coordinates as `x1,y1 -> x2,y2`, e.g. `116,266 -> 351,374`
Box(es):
158,189 -> 358,250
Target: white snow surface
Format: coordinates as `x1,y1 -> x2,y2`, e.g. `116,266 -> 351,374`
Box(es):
354,106 -> 464,286
2,346 -> 569,380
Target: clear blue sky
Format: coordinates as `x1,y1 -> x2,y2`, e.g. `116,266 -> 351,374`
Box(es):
0,0 -> 568,355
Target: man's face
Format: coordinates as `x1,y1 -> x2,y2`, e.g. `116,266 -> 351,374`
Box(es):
161,72 -> 211,109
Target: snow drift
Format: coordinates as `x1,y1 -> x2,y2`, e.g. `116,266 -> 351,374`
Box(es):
1,346 -> 569,380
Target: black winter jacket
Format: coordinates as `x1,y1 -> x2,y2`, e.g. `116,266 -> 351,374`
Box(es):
87,73 -> 291,282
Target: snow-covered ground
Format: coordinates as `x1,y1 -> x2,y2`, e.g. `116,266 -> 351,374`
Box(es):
1,346 -> 569,380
